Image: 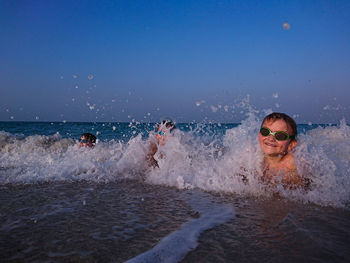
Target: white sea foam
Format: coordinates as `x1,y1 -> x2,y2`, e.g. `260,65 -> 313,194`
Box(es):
292,119 -> 350,206
125,191 -> 235,263
1,116 -> 350,208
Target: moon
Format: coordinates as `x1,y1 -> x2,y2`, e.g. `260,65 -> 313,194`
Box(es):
282,22 -> 291,30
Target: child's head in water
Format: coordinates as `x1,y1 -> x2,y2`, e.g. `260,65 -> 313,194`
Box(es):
79,133 -> 96,148
147,120 -> 176,167
156,120 -> 176,145
258,112 -> 297,157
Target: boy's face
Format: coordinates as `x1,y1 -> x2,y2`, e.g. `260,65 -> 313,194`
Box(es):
258,119 -> 297,157
80,136 -> 90,147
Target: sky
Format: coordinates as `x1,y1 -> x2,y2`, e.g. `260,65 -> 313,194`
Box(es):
1,0 -> 350,123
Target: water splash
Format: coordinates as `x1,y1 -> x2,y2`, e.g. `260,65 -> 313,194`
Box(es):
1,116 -> 350,208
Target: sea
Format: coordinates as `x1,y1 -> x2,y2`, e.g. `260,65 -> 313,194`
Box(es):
1,115 -> 350,262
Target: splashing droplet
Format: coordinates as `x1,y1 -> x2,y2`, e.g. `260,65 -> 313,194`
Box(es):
210,105 -> 218,113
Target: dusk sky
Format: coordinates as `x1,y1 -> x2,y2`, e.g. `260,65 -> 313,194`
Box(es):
1,0 -> 350,123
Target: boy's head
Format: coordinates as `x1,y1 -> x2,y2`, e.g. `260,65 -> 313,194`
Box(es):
80,133 -> 96,147
261,112 -> 297,140
159,120 -> 176,131
156,120 -> 176,144
258,112 -> 297,156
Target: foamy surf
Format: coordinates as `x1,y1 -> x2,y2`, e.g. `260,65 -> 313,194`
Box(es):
1,117 -> 350,208
125,192 -> 235,263
1,120 -> 350,262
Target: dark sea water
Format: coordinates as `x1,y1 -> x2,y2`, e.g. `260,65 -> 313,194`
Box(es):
1,118 -> 350,262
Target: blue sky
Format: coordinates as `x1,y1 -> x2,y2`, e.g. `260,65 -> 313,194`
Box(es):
1,0 -> 350,123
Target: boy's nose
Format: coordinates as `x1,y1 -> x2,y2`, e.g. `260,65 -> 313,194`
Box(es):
266,135 -> 276,141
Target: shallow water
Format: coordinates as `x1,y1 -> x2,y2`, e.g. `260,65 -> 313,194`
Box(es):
1,120 -> 350,262
1,181 -> 350,262
1,181 -> 196,262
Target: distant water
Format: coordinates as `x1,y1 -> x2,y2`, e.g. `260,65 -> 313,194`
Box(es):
1,118 -> 350,262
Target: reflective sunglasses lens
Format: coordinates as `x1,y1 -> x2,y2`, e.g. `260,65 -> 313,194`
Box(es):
275,132 -> 289,141
260,128 -> 270,137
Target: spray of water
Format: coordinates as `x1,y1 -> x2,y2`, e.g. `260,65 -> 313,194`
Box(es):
1,113 -> 349,208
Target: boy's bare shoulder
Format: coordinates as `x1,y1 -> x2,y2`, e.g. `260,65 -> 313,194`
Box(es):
280,153 -> 297,171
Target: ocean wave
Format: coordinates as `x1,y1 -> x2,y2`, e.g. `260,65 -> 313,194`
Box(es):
0,119 -> 350,208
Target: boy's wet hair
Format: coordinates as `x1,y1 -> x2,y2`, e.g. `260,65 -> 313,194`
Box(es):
262,112 -> 297,140
82,133 -> 96,143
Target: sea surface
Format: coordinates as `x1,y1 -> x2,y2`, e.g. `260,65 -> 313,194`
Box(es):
1,117 -> 350,262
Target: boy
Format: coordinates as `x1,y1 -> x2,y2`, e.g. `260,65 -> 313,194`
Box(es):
258,112 -> 305,189
79,133 -> 96,148
147,120 -> 176,167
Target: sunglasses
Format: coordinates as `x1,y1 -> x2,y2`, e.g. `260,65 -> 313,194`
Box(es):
260,127 -> 294,141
